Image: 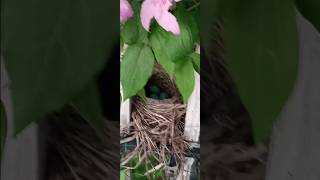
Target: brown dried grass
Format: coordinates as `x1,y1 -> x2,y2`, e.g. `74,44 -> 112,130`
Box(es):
46,107 -> 119,180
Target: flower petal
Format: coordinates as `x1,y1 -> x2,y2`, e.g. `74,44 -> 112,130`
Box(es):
155,11 -> 180,35
120,0 -> 133,23
140,0 -> 157,31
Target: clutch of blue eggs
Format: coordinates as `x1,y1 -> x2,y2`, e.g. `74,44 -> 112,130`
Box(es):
146,85 -> 170,100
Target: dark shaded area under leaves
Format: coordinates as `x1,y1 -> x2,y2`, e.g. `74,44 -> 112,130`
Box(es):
98,45 -> 120,121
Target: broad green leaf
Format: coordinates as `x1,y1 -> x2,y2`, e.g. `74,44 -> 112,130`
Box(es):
0,101 -> 7,159
174,59 -> 195,103
295,0 -> 320,32
190,2 -> 200,43
189,52 -> 200,73
71,81 -> 104,135
150,6 -> 199,75
223,0 -> 298,142
120,170 -> 127,180
121,0 -> 148,44
149,27 -> 175,75
1,0 -> 117,134
121,44 -> 155,100
137,88 -> 146,100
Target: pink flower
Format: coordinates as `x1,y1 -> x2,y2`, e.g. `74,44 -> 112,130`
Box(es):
120,0 -> 134,23
140,0 -> 180,35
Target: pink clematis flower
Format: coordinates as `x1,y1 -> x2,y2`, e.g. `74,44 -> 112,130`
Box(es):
140,0 -> 180,35
120,0 -> 134,23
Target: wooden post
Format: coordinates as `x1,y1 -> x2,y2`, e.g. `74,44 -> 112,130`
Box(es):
266,13 -> 320,180
177,71 -> 200,180
176,158 -> 194,180
120,81 -> 131,134
184,72 -> 200,143
1,58 -> 41,180
120,98 -> 131,134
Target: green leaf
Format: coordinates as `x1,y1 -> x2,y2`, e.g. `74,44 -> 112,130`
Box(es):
0,101 -> 7,159
150,6 -> 199,75
189,52 -> 200,73
121,0 -> 148,44
174,59 -> 195,104
137,88 -> 146,100
223,0 -> 298,142
121,44 -> 155,100
1,0 -> 116,134
71,81 -> 104,135
295,0 -> 320,32
149,27 -> 175,75
120,170 -> 126,180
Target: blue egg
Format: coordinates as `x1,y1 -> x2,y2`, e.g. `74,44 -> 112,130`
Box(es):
149,85 -> 160,94
159,92 -> 169,100
150,93 -> 159,99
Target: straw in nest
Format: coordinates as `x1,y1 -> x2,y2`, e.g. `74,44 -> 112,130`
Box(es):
121,64 -> 190,179
46,106 -> 119,180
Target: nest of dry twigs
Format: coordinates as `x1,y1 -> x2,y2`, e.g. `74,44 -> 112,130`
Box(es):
121,64 -> 189,178
46,106 -> 119,180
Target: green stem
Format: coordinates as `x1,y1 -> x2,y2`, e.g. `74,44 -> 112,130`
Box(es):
188,2 -> 200,11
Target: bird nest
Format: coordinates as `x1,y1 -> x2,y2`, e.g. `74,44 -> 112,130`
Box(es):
45,107 -> 119,180
121,64 -> 189,179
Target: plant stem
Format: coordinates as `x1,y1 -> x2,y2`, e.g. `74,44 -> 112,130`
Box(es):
188,2 -> 200,11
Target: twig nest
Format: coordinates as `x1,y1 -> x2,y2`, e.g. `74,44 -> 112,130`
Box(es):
122,64 -> 189,179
